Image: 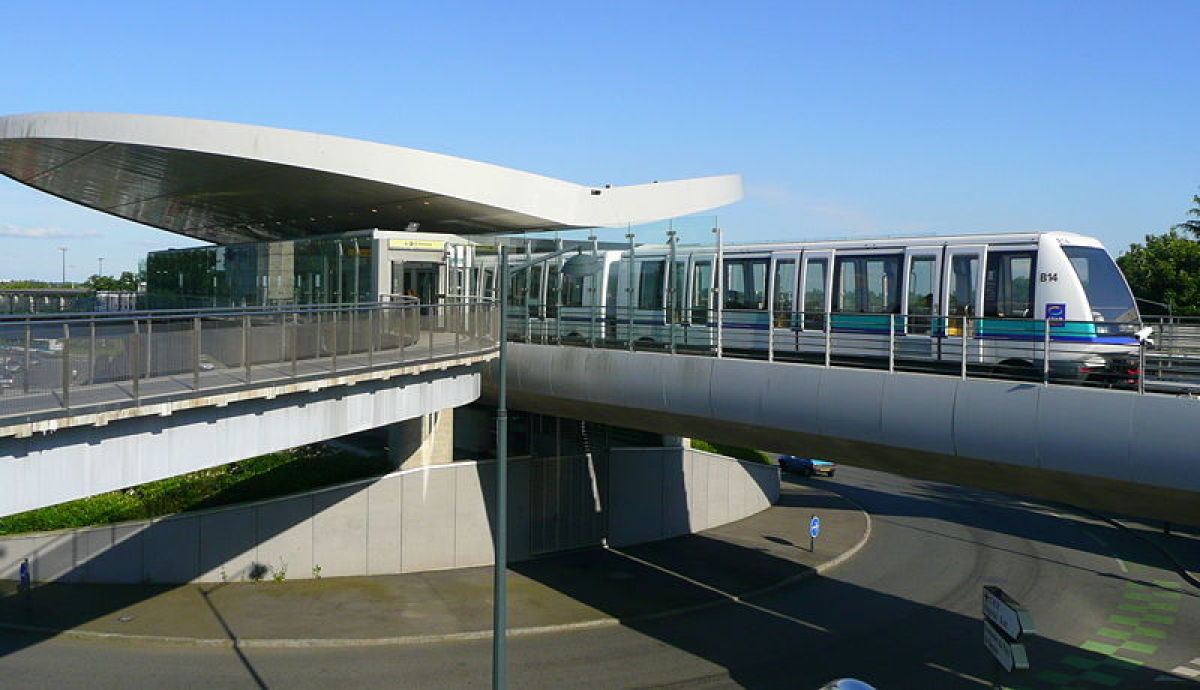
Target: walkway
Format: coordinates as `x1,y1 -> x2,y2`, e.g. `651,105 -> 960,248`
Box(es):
0,481 -> 868,647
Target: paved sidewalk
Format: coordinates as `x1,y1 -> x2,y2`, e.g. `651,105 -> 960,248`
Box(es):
0,478 -> 869,647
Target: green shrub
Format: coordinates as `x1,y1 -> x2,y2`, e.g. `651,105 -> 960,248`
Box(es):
0,444 -> 391,536
690,439 -> 771,465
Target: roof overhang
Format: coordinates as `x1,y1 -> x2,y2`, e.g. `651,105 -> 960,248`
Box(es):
0,112 -> 742,244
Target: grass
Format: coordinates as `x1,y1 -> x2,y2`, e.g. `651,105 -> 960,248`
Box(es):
0,443 -> 393,536
690,439 -> 772,465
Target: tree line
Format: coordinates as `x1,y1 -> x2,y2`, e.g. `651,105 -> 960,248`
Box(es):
1116,191 -> 1200,317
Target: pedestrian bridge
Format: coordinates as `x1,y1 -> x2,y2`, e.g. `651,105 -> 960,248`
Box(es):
0,301 -> 498,517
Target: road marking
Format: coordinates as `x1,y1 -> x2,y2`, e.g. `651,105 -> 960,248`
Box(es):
925,662 -> 992,686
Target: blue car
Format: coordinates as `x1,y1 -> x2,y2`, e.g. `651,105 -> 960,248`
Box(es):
778,455 -> 836,477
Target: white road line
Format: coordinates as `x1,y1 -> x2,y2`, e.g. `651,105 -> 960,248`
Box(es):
925,662 -> 991,686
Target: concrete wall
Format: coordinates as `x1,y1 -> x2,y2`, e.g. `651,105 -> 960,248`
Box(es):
0,448 -> 778,584
607,447 -> 779,547
489,344 -> 1200,526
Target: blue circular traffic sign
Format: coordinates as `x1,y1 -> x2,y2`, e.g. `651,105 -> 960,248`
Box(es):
809,515 -> 821,539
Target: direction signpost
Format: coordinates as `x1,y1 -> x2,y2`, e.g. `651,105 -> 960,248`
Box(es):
982,585 -> 1035,682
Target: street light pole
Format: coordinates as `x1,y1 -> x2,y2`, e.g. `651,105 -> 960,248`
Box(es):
493,245 -> 509,690
98,257 -> 104,278
58,247 -> 67,286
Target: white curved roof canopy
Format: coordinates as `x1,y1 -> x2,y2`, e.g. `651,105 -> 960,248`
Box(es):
0,112 -> 742,244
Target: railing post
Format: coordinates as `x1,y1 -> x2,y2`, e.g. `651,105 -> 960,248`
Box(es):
1138,339 -> 1146,395
131,319 -> 140,404
960,316 -> 968,380
291,312 -> 298,378
627,231 -> 636,352
888,313 -> 895,373
88,320 -> 96,385
1042,318 -> 1051,385
456,304 -> 462,357
368,307 -> 375,366
23,322 -> 30,393
193,316 -> 201,391
60,323 -> 70,411
428,307 -> 435,359
400,306 -> 408,363
242,313 -> 251,383
824,312 -> 831,368
145,319 -> 153,378
714,226 -> 724,358
768,310 -> 774,362
331,310 -> 338,373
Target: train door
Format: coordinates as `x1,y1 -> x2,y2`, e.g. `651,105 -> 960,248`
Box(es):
681,252 -> 715,350
901,248 -> 941,359
632,255 -> 668,345
722,253 -> 770,352
941,244 -> 986,363
770,251 -> 799,357
797,250 -> 832,356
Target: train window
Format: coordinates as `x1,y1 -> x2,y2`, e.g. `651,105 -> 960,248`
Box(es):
606,269 -> 619,312
773,259 -> 795,327
803,259 -> 827,330
984,252 -> 1035,318
638,260 -> 666,310
724,258 -> 768,311
546,264 -> 561,317
907,257 -> 936,334
1062,246 -> 1137,322
948,255 -> 979,316
482,268 -> 495,299
562,272 -> 585,307
835,255 -> 901,314
691,261 -> 712,323
669,260 -> 686,321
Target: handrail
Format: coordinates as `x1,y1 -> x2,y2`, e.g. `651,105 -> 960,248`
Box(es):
0,300 -> 500,428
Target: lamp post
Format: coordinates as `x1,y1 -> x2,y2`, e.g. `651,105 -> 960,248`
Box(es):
492,242 -> 600,690
58,247 -> 68,286
98,257 -> 105,278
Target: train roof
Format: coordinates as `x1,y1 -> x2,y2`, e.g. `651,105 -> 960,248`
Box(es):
629,230 -> 1104,252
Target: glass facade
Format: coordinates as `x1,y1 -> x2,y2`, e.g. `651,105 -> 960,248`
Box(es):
147,235 -> 375,309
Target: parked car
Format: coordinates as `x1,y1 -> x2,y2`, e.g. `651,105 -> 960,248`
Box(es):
778,455 -> 837,477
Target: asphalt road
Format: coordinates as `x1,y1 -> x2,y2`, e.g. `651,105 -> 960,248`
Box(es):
1,466 -> 1196,689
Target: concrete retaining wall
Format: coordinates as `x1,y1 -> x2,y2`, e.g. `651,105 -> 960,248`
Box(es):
0,447 -> 778,584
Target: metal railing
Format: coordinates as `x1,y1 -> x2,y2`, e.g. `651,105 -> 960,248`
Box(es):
0,300 -> 498,427
505,307 -> 1200,395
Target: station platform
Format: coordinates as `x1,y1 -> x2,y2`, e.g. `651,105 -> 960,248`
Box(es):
0,480 -> 869,648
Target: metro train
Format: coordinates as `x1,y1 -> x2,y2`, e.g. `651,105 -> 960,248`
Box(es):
478,231 -> 1145,381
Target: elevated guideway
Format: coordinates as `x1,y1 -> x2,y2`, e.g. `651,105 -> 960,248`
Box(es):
488,342 -> 1200,526
0,301 -> 497,517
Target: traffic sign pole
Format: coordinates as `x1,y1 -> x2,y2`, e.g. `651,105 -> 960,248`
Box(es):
808,515 -> 821,552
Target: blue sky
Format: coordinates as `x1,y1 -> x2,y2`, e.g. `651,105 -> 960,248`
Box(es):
1,1 -> 1197,281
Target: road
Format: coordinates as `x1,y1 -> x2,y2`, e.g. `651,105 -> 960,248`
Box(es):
0,467 -> 1195,688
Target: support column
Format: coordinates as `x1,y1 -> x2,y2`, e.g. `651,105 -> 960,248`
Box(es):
387,408 -> 454,470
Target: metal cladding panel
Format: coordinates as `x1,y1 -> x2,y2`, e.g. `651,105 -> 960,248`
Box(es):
816,368 -> 886,443
880,373 -> 958,456
1035,387 -> 1135,481
606,351 -> 671,411
708,358 -> 771,428
758,364 -> 824,436
661,355 -> 719,421
952,380 -> 1041,467
1128,395 -> 1200,491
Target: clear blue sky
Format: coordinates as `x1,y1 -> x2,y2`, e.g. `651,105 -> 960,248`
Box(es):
1,1 -> 1197,281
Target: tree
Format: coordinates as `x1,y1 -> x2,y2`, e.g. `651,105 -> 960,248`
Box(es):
1173,189 -> 1200,239
83,271 -> 139,292
1116,230 -> 1200,316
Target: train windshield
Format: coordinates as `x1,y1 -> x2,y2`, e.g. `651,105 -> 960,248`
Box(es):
1062,246 -> 1138,322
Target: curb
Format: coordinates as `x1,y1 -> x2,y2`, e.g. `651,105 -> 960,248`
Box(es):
0,486 -> 873,649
